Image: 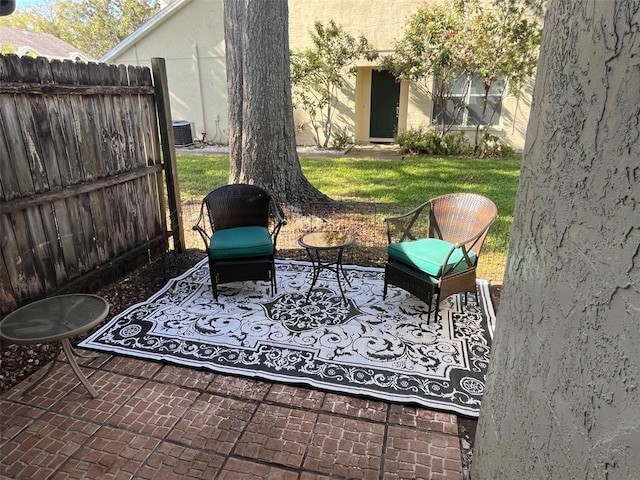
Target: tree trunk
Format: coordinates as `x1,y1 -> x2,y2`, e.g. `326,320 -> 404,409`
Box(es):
222,0 -> 331,204
472,1 -> 640,479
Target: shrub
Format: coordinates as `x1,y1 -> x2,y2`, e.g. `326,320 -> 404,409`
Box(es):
477,133 -> 515,158
396,127 -> 514,158
395,127 -> 472,156
329,129 -> 354,150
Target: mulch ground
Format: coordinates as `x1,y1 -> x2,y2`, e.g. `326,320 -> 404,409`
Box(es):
0,249 -> 205,394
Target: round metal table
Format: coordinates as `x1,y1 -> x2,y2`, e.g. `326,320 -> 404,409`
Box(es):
0,294 -> 109,398
298,231 -> 354,303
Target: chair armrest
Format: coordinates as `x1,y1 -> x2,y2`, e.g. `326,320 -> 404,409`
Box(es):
383,201 -> 431,244
454,216 -> 495,254
192,207 -> 211,248
269,199 -> 287,245
441,219 -> 495,275
439,243 -> 476,276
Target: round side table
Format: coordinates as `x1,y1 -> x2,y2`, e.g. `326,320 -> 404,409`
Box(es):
0,294 -> 109,398
298,231 -> 354,303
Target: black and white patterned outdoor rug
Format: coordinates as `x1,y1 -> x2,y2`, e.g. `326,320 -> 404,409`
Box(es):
80,259 -> 495,417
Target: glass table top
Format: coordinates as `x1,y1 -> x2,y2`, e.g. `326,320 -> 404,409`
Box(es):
298,231 -> 354,249
0,294 -> 109,344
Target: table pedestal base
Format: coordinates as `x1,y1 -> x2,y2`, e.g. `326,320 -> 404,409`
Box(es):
304,247 -> 352,304
22,340 -> 100,398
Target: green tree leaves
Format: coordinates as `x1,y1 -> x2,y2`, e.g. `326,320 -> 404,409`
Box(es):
290,20 -> 378,148
0,0 -> 159,59
381,0 -> 543,147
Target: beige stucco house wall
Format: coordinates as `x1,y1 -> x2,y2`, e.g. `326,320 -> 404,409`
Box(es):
102,0 -> 532,150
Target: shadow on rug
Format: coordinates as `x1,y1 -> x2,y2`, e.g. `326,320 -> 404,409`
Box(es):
80,259 -> 495,417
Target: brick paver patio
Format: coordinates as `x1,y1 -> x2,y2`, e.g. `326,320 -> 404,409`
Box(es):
1,352 -> 463,479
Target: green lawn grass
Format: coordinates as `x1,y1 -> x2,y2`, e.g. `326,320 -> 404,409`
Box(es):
176,153 -> 521,280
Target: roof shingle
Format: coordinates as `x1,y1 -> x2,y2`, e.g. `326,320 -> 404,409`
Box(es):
0,26 -> 95,61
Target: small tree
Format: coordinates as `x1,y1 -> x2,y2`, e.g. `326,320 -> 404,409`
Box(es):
381,0 -> 542,153
463,0 -> 542,153
380,3 -> 468,135
290,20 -> 378,148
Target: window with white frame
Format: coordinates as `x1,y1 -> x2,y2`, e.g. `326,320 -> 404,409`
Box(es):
432,75 -> 506,127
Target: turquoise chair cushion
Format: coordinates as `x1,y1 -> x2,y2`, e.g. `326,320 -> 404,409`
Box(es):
387,238 -> 476,277
209,226 -> 273,260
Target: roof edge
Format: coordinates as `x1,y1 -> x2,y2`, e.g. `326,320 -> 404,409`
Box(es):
100,0 -> 190,63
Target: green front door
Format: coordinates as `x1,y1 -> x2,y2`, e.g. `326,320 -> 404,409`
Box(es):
369,70 -> 400,139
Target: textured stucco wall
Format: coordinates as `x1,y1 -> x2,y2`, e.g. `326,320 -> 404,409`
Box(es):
110,0 -> 227,142
472,1 -> 640,479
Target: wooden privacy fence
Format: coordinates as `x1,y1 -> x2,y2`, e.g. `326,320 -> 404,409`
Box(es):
0,55 -> 183,314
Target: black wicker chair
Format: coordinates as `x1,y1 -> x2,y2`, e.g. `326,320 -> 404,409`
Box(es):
383,193 -> 497,322
193,184 -> 286,301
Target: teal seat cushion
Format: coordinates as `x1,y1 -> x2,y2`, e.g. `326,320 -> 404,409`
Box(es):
388,238 -> 476,277
209,226 -> 273,260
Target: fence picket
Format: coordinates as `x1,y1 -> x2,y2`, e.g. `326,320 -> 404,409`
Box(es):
0,55 -> 170,313
52,198 -> 79,278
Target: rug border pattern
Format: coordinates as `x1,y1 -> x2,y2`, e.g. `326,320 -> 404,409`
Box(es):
80,259 -> 495,417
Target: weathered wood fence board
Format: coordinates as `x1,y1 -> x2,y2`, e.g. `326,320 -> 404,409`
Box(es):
0,55 -> 176,314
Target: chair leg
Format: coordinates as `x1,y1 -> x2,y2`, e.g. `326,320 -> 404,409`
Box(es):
209,259 -> 219,301
211,275 -> 219,301
382,263 -> 390,299
271,263 -> 277,296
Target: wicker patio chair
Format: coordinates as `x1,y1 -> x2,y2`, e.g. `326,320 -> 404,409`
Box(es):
193,183 -> 286,301
383,193 -> 497,322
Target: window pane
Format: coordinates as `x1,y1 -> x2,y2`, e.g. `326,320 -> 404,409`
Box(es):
451,76 -> 469,95
432,98 -> 466,126
467,97 -> 502,125
432,74 -> 505,126
467,101 -> 484,125
491,76 -> 507,93
470,76 -> 507,96
470,77 -> 486,95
